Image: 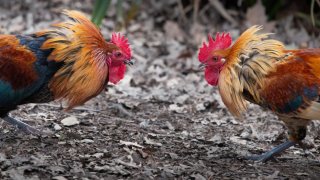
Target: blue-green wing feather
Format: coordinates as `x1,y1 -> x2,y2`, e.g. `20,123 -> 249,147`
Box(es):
0,35 -> 60,109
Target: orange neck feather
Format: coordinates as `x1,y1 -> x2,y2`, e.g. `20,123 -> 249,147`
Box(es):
218,26 -> 285,118
38,10 -> 119,109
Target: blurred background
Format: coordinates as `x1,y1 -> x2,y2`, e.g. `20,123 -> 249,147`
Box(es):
1,0 -> 320,179
1,0 -> 320,48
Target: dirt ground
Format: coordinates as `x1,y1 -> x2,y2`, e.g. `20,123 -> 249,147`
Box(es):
1,0 -> 320,179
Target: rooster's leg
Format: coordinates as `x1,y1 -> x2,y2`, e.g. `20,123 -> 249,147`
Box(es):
2,116 -> 41,136
246,140 -> 296,162
247,118 -> 308,162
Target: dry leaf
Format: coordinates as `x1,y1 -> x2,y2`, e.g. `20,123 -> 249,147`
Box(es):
120,140 -> 145,148
246,0 -> 275,32
61,116 -> 79,126
164,20 -> 186,42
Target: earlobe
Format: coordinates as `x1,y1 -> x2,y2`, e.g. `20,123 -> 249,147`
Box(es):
106,57 -> 112,66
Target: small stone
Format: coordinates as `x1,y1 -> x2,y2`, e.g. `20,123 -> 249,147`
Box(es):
144,137 -> 162,146
168,152 -> 178,159
54,123 -> 62,131
174,94 -> 189,104
196,103 -> 206,111
52,176 -> 68,180
81,139 -> 94,143
61,116 -> 79,126
128,24 -> 141,32
168,104 -> 184,113
229,136 -> 247,145
58,141 -> 66,145
139,119 -> 149,128
92,153 -> 104,158
207,135 -> 222,143
181,131 -> 189,137
240,130 -> 251,139
166,121 -> 175,130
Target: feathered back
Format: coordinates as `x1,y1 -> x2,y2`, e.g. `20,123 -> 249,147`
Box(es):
0,34 -> 56,106
0,35 -> 37,90
219,26 -> 286,118
37,10 -> 118,109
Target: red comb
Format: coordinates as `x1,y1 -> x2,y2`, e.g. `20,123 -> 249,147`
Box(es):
198,32 -> 232,63
111,33 -> 131,58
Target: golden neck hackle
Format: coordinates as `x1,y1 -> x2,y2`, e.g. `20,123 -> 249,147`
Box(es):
218,26 -> 286,118
38,10 -> 118,109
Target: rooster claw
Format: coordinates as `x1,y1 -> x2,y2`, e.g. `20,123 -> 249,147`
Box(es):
2,116 -> 43,136
246,141 -> 296,162
246,153 -> 277,162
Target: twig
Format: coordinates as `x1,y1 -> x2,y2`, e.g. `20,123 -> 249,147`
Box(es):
120,140 -> 145,148
177,0 -> 188,24
116,159 -> 141,169
193,0 -> 201,23
311,0 -> 320,27
209,0 -> 237,26
40,103 -> 101,112
132,53 -> 147,64
3,116 -> 42,136
199,3 -> 210,16
108,103 -> 133,117
148,132 -> 176,137
311,0 -> 315,26
40,102 -> 132,116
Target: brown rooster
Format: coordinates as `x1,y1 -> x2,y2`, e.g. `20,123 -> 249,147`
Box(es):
198,25 -> 320,162
0,10 -> 132,134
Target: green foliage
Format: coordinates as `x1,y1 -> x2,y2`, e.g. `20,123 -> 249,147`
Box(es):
116,0 -> 141,30
91,0 -> 111,27
261,0 -> 284,20
91,0 -> 141,28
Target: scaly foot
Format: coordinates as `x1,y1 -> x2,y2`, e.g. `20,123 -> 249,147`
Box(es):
246,141 -> 296,162
2,116 -> 41,136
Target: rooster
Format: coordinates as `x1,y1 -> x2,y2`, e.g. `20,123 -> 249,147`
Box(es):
198,25 -> 320,162
0,10 -> 132,135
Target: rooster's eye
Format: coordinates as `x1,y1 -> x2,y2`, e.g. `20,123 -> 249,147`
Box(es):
213,57 -> 218,61
115,52 -> 122,57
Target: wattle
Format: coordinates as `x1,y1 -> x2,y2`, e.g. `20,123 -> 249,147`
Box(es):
109,64 -> 126,84
205,66 -> 220,86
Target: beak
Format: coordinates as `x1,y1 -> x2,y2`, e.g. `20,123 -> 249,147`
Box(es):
199,63 -> 207,70
124,59 -> 134,66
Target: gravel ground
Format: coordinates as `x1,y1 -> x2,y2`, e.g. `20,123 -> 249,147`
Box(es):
1,0 -> 320,179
